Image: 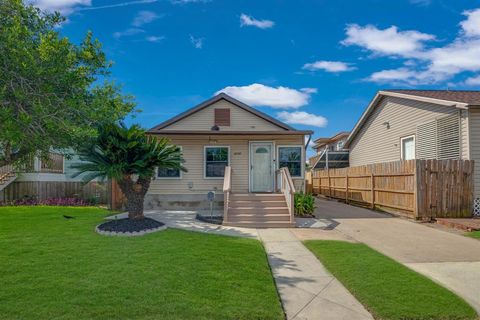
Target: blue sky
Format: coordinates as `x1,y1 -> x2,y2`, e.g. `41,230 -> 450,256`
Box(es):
31,0 -> 480,156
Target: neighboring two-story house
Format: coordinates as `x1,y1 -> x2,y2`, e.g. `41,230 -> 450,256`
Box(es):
309,132 -> 350,170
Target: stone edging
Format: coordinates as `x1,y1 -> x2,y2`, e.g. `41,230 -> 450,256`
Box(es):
95,224 -> 167,237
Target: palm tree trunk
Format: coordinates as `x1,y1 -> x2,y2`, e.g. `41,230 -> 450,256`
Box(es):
118,175 -> 152,220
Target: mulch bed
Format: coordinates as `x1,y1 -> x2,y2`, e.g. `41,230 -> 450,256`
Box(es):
196,214 -> 223,225
98,218 -> 164,233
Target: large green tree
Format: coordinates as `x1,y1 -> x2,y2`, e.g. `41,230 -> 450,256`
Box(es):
0,0 -> 135,166
72,123 -> 186,220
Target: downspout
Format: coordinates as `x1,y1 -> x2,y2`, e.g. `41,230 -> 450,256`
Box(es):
305,134 -> 312,151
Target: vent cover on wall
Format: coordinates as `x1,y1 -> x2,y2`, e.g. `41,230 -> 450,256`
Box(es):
416,113 -> 460,160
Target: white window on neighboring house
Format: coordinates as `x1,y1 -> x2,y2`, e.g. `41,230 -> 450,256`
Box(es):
401,135 -> 415,160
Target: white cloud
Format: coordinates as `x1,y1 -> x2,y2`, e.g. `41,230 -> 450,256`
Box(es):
132,10 -> 160,27
277,111 -> 328,128
353,7 -> 480,85
216,83 -> 315,109
368,68 -> 422,84
461,9 -> 480,37
302,60 -> 356,72
189,35 -> 204,49
27,0 -> 91,14
171,0 -> 210,3
342,24 -> 435,57
113,28 -> 145,39
427,39 -> 480,75
465,75 -> 480,86
146,35 -> 165,42
240,14 -> 275,29
79,0 -> 157,11
300,88 -> 318,94
410,0 -> 431,6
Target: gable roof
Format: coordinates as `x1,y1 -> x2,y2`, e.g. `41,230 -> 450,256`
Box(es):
344,89 -> 480,148
148,92 -> 300,133
385,90 -> 480,105
313,131 -> 350,148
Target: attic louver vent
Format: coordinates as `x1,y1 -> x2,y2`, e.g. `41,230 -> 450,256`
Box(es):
214,108 -> 230,126
416,113 -> 460,160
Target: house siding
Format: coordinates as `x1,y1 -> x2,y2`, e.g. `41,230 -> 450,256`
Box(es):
469,108 -> 480,198
461,109 -> 470,160
349,96 -> 464,166
148,134 -> 305,195
161,100 -> 285,131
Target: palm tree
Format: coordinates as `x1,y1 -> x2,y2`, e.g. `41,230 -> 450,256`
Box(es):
72,122 -> 186,220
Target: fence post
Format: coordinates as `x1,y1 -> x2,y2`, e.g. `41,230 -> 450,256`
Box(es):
328,170 -> 332,198
345,173 -> 349,203
370,173 -> 375,209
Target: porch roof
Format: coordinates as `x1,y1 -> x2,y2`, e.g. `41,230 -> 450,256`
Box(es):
148,130 -> 313,135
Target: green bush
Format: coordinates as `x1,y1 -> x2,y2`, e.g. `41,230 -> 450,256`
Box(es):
294,192 -> 316,216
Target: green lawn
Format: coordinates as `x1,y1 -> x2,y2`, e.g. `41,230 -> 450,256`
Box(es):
466,231 -> 480,239
0,206 -> 283,320
304,240 -> 477,320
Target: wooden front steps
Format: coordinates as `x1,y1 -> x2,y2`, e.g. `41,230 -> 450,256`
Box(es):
224,193 -> 295,228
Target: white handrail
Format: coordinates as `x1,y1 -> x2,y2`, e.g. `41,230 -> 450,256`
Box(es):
278,167 -> 295,223
223,166 -> 232,223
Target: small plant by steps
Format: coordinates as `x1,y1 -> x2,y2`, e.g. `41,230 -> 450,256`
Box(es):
294,192 -> 316,217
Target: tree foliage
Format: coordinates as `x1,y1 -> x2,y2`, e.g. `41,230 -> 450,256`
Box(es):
0,0 -> 135,166
72,122 -> 186,219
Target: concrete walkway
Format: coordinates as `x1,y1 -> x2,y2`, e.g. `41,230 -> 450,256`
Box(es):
107,210 -> 258,238
258,229 -> 373,320
305,198 -> 480,313
108,211 -> 373,319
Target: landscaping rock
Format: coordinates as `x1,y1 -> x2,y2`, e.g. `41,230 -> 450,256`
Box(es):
96,217 -> 166,236
196,214 -> 223,225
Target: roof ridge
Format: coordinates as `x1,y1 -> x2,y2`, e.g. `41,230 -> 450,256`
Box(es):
384,89 -> 480,92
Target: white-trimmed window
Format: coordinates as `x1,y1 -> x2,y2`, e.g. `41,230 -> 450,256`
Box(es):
401,135 -> 415,160
278,146 -> 302,177
336,140 -> 345,151
204,146 -> 229,178
157,147 -> 182,179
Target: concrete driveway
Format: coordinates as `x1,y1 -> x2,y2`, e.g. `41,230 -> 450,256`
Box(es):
293,198 -> 480,313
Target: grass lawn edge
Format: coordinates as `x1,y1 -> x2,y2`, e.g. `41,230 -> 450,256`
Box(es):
304,240 -> 477,320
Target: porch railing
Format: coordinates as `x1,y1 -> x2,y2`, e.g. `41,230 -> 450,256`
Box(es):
39,153 -> 64,173
0,164 -> 15,181
278,167 -> 296,224
223,166 -> 232,223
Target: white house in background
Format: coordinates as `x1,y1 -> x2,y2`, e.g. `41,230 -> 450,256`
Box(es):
0,152 -> 105,202
344,90 -> 480,205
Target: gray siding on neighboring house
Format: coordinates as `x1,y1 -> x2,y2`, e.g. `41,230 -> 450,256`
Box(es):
469,108 -> 480,198
349,96 -> 465,166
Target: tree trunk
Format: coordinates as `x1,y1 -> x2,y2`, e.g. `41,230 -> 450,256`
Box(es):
117,175 -> 152,220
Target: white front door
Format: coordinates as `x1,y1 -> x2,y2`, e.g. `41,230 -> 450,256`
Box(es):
250,142 -> 274,192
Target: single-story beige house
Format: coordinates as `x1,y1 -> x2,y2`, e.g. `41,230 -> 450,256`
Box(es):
145,93 -> 313,227
344,90 -> 479,212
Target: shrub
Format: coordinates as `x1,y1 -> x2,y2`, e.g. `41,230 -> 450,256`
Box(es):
0,197 -> 96,207
294,192 -> 316,216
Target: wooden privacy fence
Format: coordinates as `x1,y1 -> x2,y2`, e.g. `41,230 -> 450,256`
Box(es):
308,159 -> 474,219
1,181 -> 108,204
